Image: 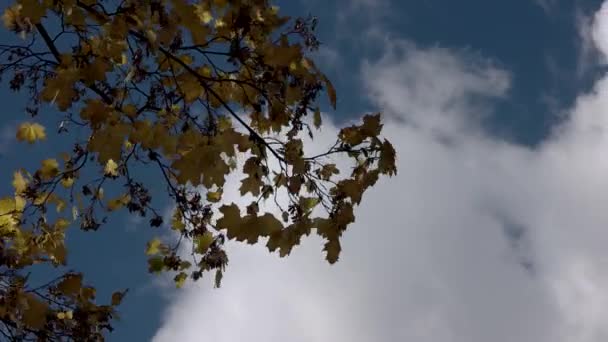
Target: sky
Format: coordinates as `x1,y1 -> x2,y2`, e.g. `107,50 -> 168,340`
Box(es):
5,0 -> 608,341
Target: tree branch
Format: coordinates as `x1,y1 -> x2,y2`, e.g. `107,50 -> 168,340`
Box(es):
35,23 -> 114,105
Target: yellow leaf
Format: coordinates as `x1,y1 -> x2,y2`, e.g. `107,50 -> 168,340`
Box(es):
40,159 -> 59,179
12,171 -> 28,193
194,6 -> 213,24
107,193 -> 130,211
206,190 -> 222,202
54,218 -> 70,230
174,272 -> 188,288
146,29 -> 157,43
214,18 -> 225,28
104,159 -> 119,177
145,238 -> 162,255
171,209 -> 186,232
16,122 -> 46,143
55,197 -> 66,213
57,310 -> 73,320
61,176 -> 75,188
0,197 -> 20,232
2,4 -> 22,30
194,232 -> 214,254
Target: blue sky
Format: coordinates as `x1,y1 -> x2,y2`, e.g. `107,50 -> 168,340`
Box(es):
4,0 -> 608,341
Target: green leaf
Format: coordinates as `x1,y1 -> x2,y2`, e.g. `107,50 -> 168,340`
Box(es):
148,256 -> 165,273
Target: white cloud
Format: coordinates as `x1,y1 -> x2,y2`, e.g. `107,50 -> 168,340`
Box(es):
593,1 -> 608,63
152,3 -> 608,342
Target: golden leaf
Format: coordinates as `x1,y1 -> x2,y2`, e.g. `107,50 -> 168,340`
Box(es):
194,232 -> 214,254
12,171 -> 28,193
61,176 -> 75,188
107,194 -> 130,211
145,238 -> 162,255
16,122 -> 46,143
2,4 -> 22,30
104,159 -> 119,177
40,159 -> 59,180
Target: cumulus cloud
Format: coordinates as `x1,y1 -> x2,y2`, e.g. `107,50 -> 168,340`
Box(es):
593,1 -> 608,64
152,3 -> 608,342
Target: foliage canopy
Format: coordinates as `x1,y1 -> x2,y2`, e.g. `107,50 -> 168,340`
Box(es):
0,0 -> 396,339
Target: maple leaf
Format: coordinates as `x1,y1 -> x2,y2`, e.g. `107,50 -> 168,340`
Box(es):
194,232 -> 214,254
217,204 -> 283,244
22,294 -> 49,329
2,4 -> 22,30
0,2 -> 398,338
107,193 -> 130,211
145,238 -> 162,255
16,122 -> 46,143
39,158 -> 59,179
12,171 -> 28,193
57,273 -> 82,296
104,159 -> 119,177
19,0 -> 46,24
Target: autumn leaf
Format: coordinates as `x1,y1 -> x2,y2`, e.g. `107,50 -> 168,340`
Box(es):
145,238 -> 162,255
313,108 -> 322,129
0,2 -> 397,338
104,159 -> 119,177
323,238 -> 341,264
23,294 -> 48,329
16,122 -> 46,143
206,190 -> 222,202
61,176 -> 75,188
194,232 -> 214,254
174,272 -> 188,288
322,74 -> 337,109
57,274 -> 82,296
12,171 -> 28,193
111,290 -> 126,306
107,193 -> 130,211
39,158 -> 59,179
2,4 -> 22,30
217,204 -> 283,244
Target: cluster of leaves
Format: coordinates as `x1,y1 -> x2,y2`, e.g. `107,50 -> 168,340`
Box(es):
0,0 -> 396,339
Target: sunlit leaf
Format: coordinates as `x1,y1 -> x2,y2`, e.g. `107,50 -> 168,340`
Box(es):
16,122 -> 46,143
